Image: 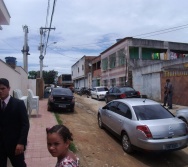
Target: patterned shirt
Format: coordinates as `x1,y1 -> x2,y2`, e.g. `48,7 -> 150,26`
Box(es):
55,156 -> 79,167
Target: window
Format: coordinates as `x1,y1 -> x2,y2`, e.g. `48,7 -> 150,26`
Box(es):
133,104 -> 174,120
118,49 -> 125,66
119,77 -> 126,86
116,102 -> 132,119
78,67 -> 79,73
109,53 -> 116,69
82,65 -> 84,70
102,58 -> 108,71
110,78 -> 116,87
103,80 -> 108,87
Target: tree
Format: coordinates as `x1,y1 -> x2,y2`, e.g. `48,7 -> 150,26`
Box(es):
28,71 -> 38,79
28,70 -> 58,84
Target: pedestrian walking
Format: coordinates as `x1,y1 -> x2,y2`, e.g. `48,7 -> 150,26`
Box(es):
46,124 -> 79,167
163,79 -> 173,109
0,78 -> 30,167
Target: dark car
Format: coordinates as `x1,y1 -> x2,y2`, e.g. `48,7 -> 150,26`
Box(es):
105,86 -> 140,103
47,87 -> 75,112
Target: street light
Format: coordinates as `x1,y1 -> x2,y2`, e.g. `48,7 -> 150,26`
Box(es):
44,41 -> 57,56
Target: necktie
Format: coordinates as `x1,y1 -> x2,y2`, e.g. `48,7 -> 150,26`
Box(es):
1,101 -> 6,111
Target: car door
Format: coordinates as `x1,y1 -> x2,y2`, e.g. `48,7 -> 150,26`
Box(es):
110,87 -> 121,101
107,87 -> 115,102
110,102 -> 132,135
91,87 -> 96,98
103,101 -> 118,130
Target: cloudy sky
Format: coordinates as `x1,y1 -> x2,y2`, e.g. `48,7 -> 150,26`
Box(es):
1,0 -> 188,75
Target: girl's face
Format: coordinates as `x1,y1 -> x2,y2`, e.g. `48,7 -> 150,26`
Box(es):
47,132 -> 70,159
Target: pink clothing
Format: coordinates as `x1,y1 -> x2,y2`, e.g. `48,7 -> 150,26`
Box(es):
55,156 -> 79,167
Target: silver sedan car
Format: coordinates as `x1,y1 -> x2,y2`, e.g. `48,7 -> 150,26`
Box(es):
176,108 -> 188,125
98,98 -> 188,153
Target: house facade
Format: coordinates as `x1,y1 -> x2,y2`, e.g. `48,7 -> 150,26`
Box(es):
71,55 -> 97,88
91,55 -> 101,87
100,37 -> 188,103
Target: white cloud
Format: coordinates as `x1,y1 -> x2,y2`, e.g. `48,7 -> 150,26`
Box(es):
1,0 -> 188,75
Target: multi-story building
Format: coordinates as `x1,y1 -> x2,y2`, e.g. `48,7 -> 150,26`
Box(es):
71,55 -> 97,88
100,37 -> 188,103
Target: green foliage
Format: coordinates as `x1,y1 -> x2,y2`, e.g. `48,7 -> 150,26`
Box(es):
28,70 -> 58,84
28,71 -> 38,79
43,70 -> 58,84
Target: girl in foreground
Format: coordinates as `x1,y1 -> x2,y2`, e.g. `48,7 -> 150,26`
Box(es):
46,125 -> 79,167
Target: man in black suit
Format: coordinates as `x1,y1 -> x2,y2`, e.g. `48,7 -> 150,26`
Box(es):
0,78 -> 30,167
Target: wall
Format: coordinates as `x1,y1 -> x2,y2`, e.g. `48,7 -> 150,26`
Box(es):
0,60 -> 36,97
0,60 -> 26,95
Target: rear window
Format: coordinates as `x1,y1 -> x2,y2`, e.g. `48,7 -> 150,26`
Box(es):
133,104 -> 174,120
97,87 -> 108,92
119,87 -> 135,93
52,88 -> 72,96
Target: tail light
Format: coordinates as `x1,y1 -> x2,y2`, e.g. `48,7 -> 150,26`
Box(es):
136,125 -> 152,138
120,93 -> 126,98
137,91 -> 140,96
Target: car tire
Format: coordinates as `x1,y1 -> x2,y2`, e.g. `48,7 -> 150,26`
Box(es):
97,96 -> 100,101
91,94 -> 93,99
121,132 -> 133,154
98,115 -> 103,129
71,108 -> 74,112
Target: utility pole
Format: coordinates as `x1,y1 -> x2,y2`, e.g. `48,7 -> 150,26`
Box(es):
39,27 -> 55,78
22,25 -> 30,73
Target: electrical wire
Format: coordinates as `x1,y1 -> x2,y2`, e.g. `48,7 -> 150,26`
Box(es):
44,0 -> 57,56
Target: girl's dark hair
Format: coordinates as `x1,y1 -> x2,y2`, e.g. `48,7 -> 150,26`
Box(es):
46,125 -> 73,142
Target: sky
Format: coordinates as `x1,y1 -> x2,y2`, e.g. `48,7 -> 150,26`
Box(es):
1,0 -> 188,76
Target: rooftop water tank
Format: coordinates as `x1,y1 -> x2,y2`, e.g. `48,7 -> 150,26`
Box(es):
5,57 -> 17,69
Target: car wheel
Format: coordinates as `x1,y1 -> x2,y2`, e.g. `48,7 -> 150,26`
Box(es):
91,94 -> 93,99
179,117 -> 188,125
98,115 -> 103,129
71,108 -> 74,112
105,97 -> 108,103
97,96 -> 100,101
121,132 -> 133,154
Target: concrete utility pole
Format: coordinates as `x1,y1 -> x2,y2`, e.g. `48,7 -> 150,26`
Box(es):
22,25 -> 30,73
39,27 -> 55,78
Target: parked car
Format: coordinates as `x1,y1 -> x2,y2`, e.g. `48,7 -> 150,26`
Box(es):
176,108 -> 188,125
90,86 -> 108,100
47,87 -> 75,112
98,98 -> 188,153
105,86 -> 140,103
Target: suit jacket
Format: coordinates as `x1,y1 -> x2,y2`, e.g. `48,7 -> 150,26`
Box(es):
0,96 -> 30,153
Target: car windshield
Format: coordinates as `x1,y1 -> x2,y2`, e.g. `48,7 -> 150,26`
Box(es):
133,104 -> 174,120
52,88 -> 72,96
119,87 -> 135,92
97,87 -> 108,92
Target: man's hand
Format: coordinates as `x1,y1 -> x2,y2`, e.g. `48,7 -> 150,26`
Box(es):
15,144 -> 24,155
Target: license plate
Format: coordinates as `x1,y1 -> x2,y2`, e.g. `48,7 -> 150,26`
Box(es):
59,104 -> 66,108
165,143 -> 178,150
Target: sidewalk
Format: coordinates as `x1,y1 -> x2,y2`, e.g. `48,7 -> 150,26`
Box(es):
8,99 -> 57,167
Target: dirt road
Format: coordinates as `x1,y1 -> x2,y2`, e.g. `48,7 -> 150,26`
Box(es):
59,94 -> 188,167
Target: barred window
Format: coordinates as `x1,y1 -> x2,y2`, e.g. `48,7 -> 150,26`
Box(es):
118,49 -> 125,66
109,53 -> 116,69
102,58 -> 108,70
110,78 -> 116,87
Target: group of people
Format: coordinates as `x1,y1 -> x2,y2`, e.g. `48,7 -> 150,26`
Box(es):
0,78 -> 79,167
